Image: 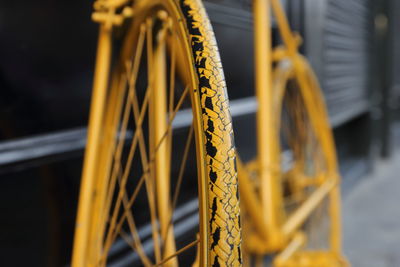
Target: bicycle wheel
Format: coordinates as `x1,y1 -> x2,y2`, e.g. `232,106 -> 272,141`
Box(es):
272,56 -> 344,265
72,0 -> 241,266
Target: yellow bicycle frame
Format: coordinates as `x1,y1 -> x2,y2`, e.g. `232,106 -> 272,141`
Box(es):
239,0 -> 345,265
71,1 -> 133,265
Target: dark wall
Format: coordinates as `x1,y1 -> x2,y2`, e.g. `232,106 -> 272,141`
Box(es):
0,1 -> 255,141
0,0 -> 97,140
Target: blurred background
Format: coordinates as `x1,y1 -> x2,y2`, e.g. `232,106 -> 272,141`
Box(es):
0,0 -> 399,266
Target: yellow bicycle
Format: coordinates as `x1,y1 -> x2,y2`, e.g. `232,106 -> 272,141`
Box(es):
237,0 -> 348,266
72,0 -> 241,266
72,0 -> 348,266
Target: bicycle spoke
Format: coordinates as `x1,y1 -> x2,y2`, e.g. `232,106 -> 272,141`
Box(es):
119,230 -> 152,267
128,70 -> 162,264
121,60 -> 193,262
161,123 -> 194,252
98,11 -> 193,263
167,36 -> 177,161
101,23 -> 146,231
122,22 -> 161,258
113,19 -> 163,262
146,18 -> 154,91
172,122 -> 194,213
103,21 -> 184,261
103,86 -> 150,256
130,97 -> 161,264
169,37 -> 176,115
117,169 -> 153,266
101,75 -> 131,227
153,239 -> 200,267
104,84 -> 190,253
126,23 -> 146,91
105,169 -> 148,253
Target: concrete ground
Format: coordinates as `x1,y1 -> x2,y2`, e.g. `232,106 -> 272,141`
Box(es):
343,151 -> 400,267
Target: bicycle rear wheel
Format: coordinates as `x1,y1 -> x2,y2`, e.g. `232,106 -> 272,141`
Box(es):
72,0 -> 241,266
272,56 -> 345,266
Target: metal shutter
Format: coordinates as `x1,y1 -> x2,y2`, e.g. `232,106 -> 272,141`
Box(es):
322,0 -> 372,125
305,0 -> 372,126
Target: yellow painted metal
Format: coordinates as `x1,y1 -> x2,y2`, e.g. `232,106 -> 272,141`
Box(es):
72,2 -> 136,266
72,0 -> 242,266
295,57 -> 343,257
72,22 -> 112,267
150,18 -> 177,266
72,0 -> 347,264
240,0 -> 347,265
302,63 -> 343,255
89,39 -> 140,265
282,179 -> 335,237
237,157 -> 268,242
270,0 -> 298,57
89,64 -> 127,265
274,232 -> 306,266
253,0 -> 284,250
275,251 -> 349,267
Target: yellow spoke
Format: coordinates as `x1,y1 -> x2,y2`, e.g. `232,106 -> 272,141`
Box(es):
119,213 -> 152,266
161,123 -> 194,251
104,19 -> 164,261
127,47 -> 162,263
105,84 -> 190,251
172,123 -> 194,214
101,23 -> 146,229
92,70 -> 129,260
107,170 -> 147,244
102,15 -> 189,255
153,239 -> 200,267
115,167 -> 153,266
118,25 -> 151,266
169,36 -> 176,116
154,84 -> 190,150
121,21 -> 158,253
143,172 -> 160,262
171,85 -> 190,122
127,23 -> 146,94
146,18 -> 154,91
119,230 -> 152,267
122,26 -> 158,248
101,74 -> 131,227
132,116 -> 161,263
166,35 -> 177,189
147,84 -> 190,158
102,86 -> 150,255
119,213 -> 153,266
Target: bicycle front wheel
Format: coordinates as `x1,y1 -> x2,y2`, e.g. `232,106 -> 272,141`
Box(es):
72,0 -> 241,266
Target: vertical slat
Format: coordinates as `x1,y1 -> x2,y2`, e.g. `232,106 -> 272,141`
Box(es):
322,0 -> 372,121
